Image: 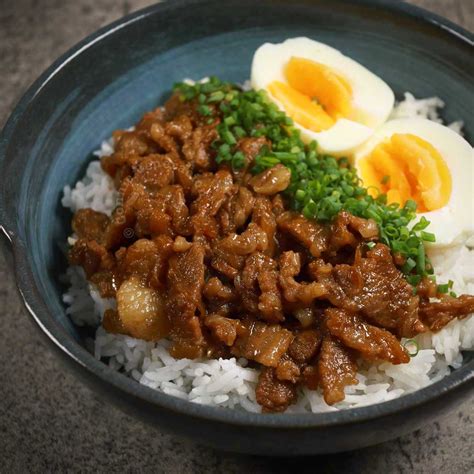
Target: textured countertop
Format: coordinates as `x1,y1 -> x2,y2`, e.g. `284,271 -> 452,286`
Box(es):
1,1 -> 473,472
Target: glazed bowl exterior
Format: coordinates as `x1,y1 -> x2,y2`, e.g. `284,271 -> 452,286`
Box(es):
0,0 -> 473,455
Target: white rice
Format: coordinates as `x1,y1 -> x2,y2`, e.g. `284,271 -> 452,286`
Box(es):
61,93 -> 473,413
389,92 -> 465,135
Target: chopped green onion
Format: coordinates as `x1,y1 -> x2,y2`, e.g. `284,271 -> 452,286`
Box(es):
231,151 -> 245,169
208,90 -> 225,103
219,143 -> 230,155
233,126 -> 246,138
295,189 -> 306,202
224,115 -> 236,126
412,216 -> 430,231
222,129 -> 236,145
437,283 -> 450,294
406,236 -> 420,249
402,257 -> 416,274
403,339 -> 419,357
404,200 -> 417,213
385,225 -> 399,238
407,275 -> 421,286
197,104 -> 211,116
421,231 -> 436,242
416,243 -> 426,275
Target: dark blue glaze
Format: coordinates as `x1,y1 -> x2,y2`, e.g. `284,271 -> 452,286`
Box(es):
0,0 -> 473,455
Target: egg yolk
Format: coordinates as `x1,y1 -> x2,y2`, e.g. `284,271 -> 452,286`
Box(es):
358,134 -> 452,212
267,57 -> 353,132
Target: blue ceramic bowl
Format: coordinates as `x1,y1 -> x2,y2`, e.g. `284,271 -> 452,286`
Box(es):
0,0 -> 473,456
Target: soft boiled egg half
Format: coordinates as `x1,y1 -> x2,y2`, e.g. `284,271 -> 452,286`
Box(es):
354,118 -> 474,247
251,37 -> 395,156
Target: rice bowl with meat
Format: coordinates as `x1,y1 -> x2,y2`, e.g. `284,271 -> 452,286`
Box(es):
61,38 -> 474,414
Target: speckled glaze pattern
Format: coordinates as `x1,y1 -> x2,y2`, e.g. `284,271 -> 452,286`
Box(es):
0,0 -> 473,456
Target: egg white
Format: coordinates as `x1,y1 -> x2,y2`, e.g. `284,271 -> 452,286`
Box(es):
353,118 -> 474,247
251,37 -> 395,156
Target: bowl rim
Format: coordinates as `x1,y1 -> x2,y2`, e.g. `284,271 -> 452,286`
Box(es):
0,0 -> 473,429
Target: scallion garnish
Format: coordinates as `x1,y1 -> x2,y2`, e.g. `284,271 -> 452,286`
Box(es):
403,339 -> 419,357
174,77 -> 438,284
197,104 -> 211,116
421,231 -> 436,243
437,283 -> 450,294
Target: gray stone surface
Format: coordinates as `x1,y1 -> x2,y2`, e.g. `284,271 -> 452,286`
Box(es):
0,1 -> 472,472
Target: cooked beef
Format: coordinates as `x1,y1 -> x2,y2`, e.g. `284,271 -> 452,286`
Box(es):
328,210 -> 378,254
419,295 -> 474,331
191,170 -> 233,218
115,129 -> 153,156
114,235 -> 174,291
271,194 -> 286,217
172,235 -> 193,252
132,154 -> 176,191
156,185 -> 190,236
325,308 -> 409,364
182,124 -> 218,170
210,244 -> 246,280
335,245 -> 425,338
204,314 -> 241,346
275,328 -> 323,384
310,244 -> 426,338
218,186 -> 255,234
288,329 -> 322,363
69,239 -> 113,280
116,239 -> 160,283
69,90 -> 474,413
302,365 -> 320,390
235,253 -> 283,322
318,335 -> 358,405
164,113 -> 193,143
231,318 -> 293,367
211,223 -> 268,279
249,164 -> 291,195
279,251 -> 326,304
275,356 -> 301,383
256,367 -> 297,413
417,277 -> 438,299
150,122 -> 180,155
277,211 -> 329,257
252,196 -> 277,256
150,235 -> 175,289
203,277 -> 236,303
166,243 -> 206,358
257,262 -> 284,323
218,223 -> 268,256
72,209 -> 109,243
235,253 -> 268,314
